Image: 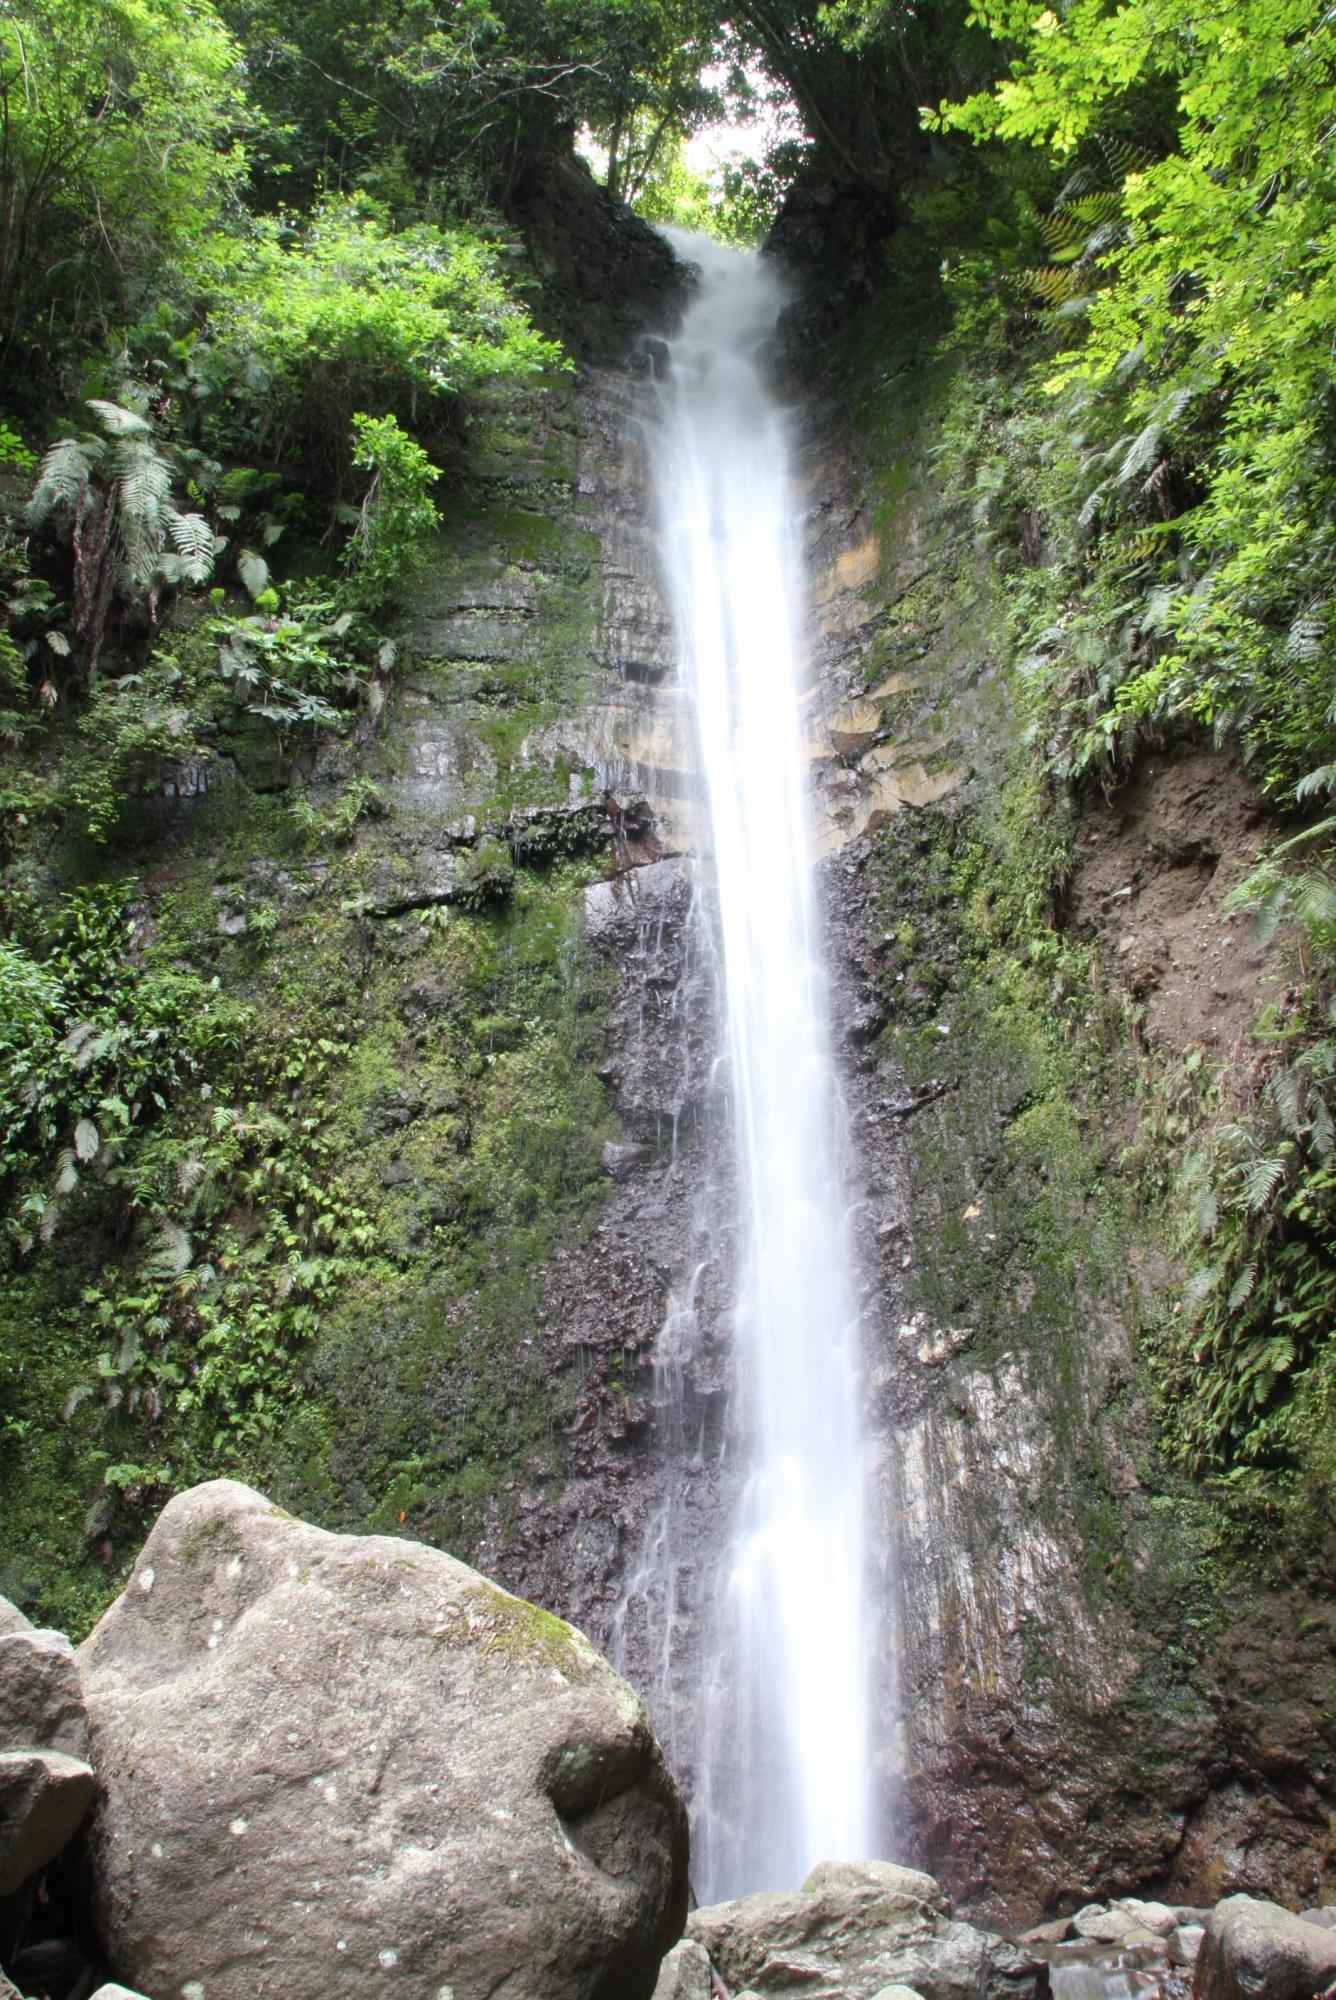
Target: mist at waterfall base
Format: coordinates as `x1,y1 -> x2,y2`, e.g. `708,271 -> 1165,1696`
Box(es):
635,230 -> 874,1902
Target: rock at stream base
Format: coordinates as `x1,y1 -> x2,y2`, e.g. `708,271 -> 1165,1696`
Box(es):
1170,1925 -> 1207,1968
0,1625 -> 88,1758
1193,1895 -> 1336,2000
687,1858 -> 1046,2000
0,1749 -> 95,1895
652,1937 -> 714,1999
77,1479 -> 689,2000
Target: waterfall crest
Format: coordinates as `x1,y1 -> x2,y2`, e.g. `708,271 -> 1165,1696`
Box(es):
643,232 -> 872,1901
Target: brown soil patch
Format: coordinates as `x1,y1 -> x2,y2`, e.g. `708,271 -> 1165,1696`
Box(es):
1067,745 -> 1282,1055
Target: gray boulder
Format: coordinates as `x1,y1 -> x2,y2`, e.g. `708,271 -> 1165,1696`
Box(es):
88,1987 -> 153,2000
1194,1896 -> 1336,2000
0,1626 -> 88,1757
0,1749 -> 95,1894
653,1938 -> 714,2000
77,1479 -> 688,2000
687,1860 -> 1045,2000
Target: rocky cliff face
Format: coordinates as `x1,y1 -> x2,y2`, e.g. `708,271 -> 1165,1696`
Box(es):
405,225 -> 1336,1925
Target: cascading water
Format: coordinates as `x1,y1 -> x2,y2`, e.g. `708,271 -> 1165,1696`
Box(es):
629,232 -> 872,1901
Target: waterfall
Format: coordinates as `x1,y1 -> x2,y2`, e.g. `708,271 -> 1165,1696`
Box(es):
639,232 -> 872,1901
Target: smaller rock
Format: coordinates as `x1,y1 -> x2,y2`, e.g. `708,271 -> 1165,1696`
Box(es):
1115,1899 -> 1178,1939
0,1627 -> 88,1757
0,1598 -> 31,1640
874,1986 -> 928,2000
653,1938 -> 712,2000
801,1859 -> 949,1915
1020,1919 -> 1075,1946
0,1750 -> 95,1894
1300,1910 -> 1336,1932
1073,1906 -> 1146,1945
1193,1895 -> 1336,2000
89,1987 -> 155,2000
1170,1927 -> 1206,1968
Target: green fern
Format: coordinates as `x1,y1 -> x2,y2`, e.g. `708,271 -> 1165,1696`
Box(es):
24,399 -> 220,668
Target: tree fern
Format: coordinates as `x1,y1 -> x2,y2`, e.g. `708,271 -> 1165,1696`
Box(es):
27,438 -> 102,526
24,401 -> 220,667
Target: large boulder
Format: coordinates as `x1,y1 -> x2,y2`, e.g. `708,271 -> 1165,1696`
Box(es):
1194,1896 -> 1336,2000
77,1480 -> 689,2000
687,1859 -> 1046,2000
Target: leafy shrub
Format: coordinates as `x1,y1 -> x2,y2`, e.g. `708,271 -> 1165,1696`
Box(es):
200,199 -> 566,484
343,414 -> 441,612
0,0 -> 244,386
0,884 -> 231,1245
935,0 -> 1336,806
211,584 -> 376,738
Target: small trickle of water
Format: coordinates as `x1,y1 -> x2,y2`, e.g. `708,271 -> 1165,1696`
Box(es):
626,231 -> 873,1901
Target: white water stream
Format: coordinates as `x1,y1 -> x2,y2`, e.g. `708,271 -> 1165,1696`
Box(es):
646,233 -> 872,1900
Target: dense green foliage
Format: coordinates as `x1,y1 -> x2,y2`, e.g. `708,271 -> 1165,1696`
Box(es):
0,0 -> 245,387
930,0 -> 1336,805
3,0 -> 1336,1616
782,0 -> 1336,1553
917,0 -> 1336,1531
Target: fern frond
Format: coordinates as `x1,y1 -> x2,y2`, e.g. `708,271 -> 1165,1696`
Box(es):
1236,1153 -> 1287,1213
152,1219 -> 193,1275
1040,211 -> 1089,258
87,399 -> 153,438
238,548 -> 271,598
1226,1258 -> 1258,1314
115,442 -> 173,583
165,510 -> 216,583
1024,264 -> 1084,307
1183,1263 -> 1222,1316
1097,134 -> 1154,181
28,438 -> 101,526
1295,872 -> 1336,931
1116,418 -> 1165,487
1286,608 -> 1326,663
1061,191 -> 1124,229
1295,765 -> 1336,802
